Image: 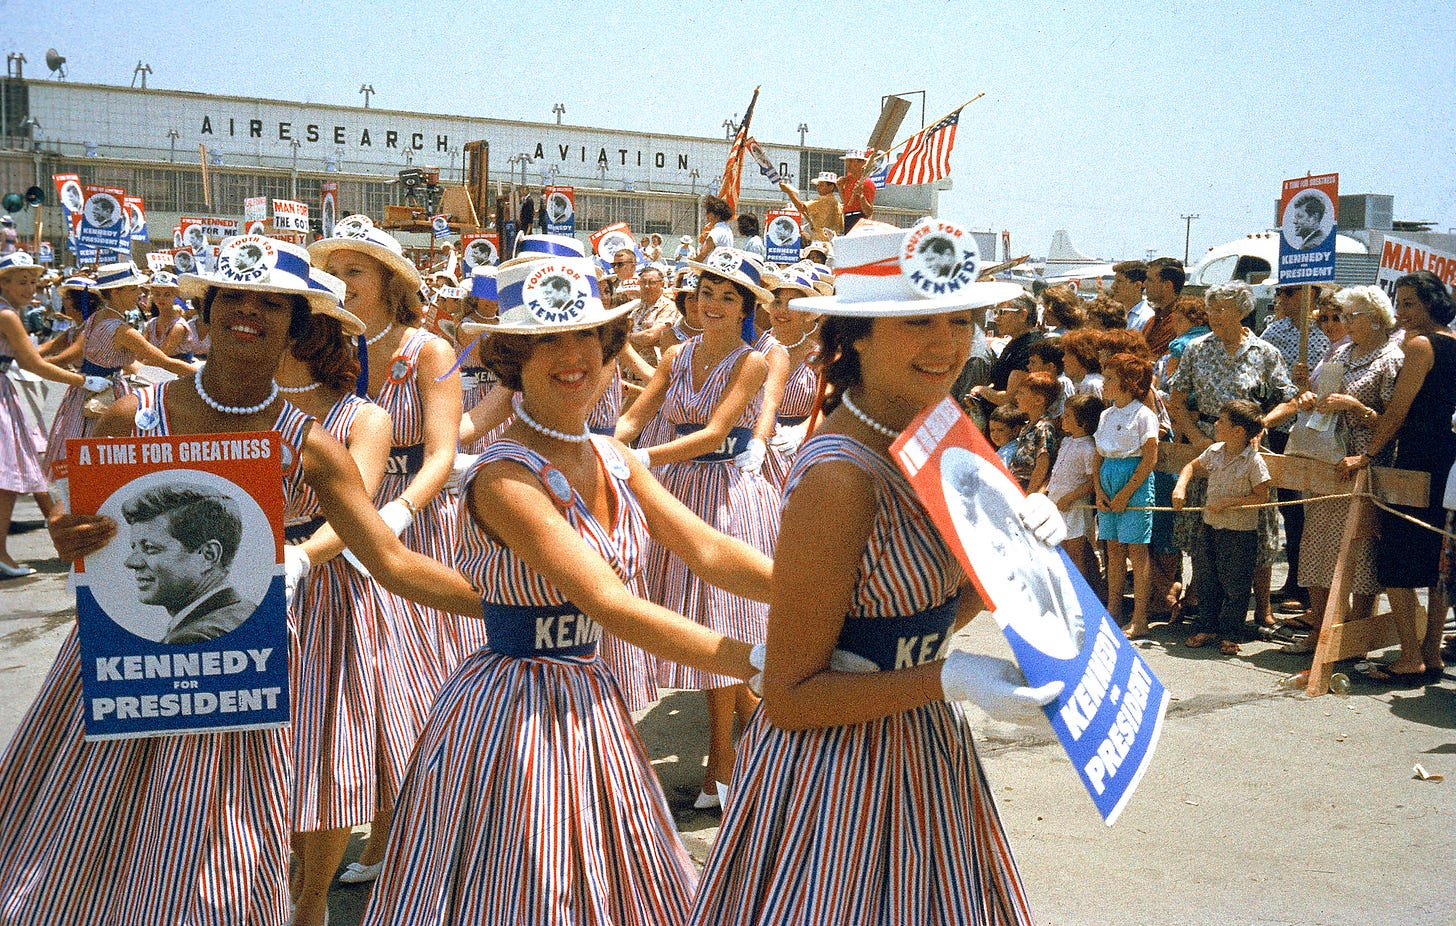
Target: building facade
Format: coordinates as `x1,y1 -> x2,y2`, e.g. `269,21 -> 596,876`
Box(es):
0,77 -> 937,260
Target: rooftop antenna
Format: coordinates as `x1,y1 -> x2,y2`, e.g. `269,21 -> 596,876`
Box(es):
131,61 -> 151,89
359,84 -> 375,108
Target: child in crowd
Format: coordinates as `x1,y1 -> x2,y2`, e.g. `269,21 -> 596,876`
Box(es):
1173,399 -> 1272,656
989,405 -> 1030,478
1027,339 -> 1076,415
1012,371 -> 1063,494
1048,393 -> 1106,597
1094,353 -> 1159,637
1059,329 -> 1104,398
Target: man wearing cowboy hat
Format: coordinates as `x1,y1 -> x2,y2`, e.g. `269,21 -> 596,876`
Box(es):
837,149 -> 877,233
777,171 -> 843,245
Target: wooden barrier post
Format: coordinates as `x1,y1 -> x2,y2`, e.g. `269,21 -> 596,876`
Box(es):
1152,444 -> 1429,696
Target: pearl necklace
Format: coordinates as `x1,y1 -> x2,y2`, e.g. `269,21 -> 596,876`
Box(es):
195,368 -> 277,415
840,390 -> 900,440
776,324 -> 819,351
275,381 -> 321,394
364,321 -> 395,347
513,394 -> 591,443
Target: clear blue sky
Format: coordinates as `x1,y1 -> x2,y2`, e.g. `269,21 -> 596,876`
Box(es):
9,0 -> 1453,262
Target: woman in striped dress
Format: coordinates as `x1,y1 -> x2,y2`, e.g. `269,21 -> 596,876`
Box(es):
362,254 -> 770,926
0,254 -> 90,578
689,220 -> 1063,926
0,237 -> 480,926
616,249 -> 780,808
311,217 -> 467,879
271,278 -> 406,926
756,269 -> 821,491
141,271 -> 195,361
457,269 -> 513,453
43,261 -> 198,481
631,269 -> 702,460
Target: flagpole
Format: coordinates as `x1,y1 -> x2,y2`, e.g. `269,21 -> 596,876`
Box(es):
877,92 -> 984,160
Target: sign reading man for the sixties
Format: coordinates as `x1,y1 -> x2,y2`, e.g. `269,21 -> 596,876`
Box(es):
66,432 -> 290,741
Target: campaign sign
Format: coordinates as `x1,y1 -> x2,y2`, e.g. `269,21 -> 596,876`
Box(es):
430,213 -> 451,240
179,215 -> 241,253
1277,172 -> 1338,286
243,196 -> 268,222
272,200 -> 310,233
543,186 -> 575,236
894,398 -> 1168,825
462,232 -> 498,269
124,195 -> 149,244
590,221 -> 636,264
245,220 -> 267,236
764,209 -> 803,264
320,182 -> 338,239
145,250 -> 174,272
78,185 -> 129,251
172,247 -> 197,275
1376,234 -> 1456,301
66,432 -> 290,741
38,241 -> 53,264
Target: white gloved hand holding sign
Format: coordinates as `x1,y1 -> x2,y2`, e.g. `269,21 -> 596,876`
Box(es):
283,546 -> 310,607
1018,492 -> 1068,547
941,651 -> 1062,723
83,375 -> 113,394
734,438 -> 767,475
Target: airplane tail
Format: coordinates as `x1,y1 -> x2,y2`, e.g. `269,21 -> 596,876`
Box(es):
1046,229 -> 1098,265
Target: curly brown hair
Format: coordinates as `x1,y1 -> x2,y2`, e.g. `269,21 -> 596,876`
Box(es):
289,313 -> 359,393
816,315 -> 874,414
477,317 -> 631,392
1040,284 -> 1085,330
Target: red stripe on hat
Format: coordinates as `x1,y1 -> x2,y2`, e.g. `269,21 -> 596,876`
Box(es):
834,256 -> 901,277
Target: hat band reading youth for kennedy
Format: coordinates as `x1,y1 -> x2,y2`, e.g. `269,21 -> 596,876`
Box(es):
498,273 -> 601,310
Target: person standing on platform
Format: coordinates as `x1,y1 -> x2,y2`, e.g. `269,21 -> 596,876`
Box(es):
837,149 -> 877,233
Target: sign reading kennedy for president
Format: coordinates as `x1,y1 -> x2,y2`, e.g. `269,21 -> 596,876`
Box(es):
895,398 -> 1168,825
66,432 -> 290,741
1277,172 -> 1339,286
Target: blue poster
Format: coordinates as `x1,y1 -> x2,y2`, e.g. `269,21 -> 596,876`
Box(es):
897,398 -> 1169,824
765,209 -> 802,264
66,433 -> 291,741
77,186 -> 129,253
544,186 -> 575,236
1277,172 -> 1339,286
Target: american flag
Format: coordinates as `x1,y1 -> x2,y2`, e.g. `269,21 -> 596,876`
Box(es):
884,107 -> 963,186
717,87 -> 760,215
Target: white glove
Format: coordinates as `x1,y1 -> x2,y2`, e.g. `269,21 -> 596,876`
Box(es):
747,643 -> 881,695
632,447 -> 652,468
940,651 -> 1063,723
378,500 -> 414,537
1018,492 -> 1068,547
83,375 -> 113,393
341,547 -> 373,578
444,452 -> 480,494
770,421 -> 808,456
734,437 -> 767,474
283,546 -> 310,606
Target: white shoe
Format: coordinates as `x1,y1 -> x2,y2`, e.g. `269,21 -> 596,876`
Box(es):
715,780 -> 730,810
692,790 -> 721,810
337,861 -> 382,884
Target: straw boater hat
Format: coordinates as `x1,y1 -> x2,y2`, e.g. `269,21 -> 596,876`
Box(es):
0,251 -> 41,280
684,247 -> 774,304
461,256 -> 631,337
498,234 -> 587,271
790,219 -> 1021,316
813,170 -> 840,186
307,214 -> 422,290
180,235 -> 364,335
766,267 -> 818,297
146,270 -> 181,290
92,261 -> 149,290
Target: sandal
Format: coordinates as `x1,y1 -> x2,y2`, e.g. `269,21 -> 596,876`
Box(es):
1184,632 -> 1218,649
1219,640 -> 1241,656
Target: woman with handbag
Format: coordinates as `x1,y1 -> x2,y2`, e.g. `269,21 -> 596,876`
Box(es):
1263,285 -> 1402,655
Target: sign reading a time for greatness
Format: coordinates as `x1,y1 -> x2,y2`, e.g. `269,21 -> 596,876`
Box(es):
1277,172 -> 1338,286
65,432 -> 290,741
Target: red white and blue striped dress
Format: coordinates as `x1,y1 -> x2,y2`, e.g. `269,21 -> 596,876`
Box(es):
43,312 -> 136,480
289,393 -> 420,831
585,363 -> 659,711
687,434 -> 1035,926
647,338 -> 779,690
760,334 -> 819,491
0,301 -> 47,494
456,333 -> 500,455
361,436 -> 696,926
143,315 -> 194,360
370,329 -> 479,702
0,383 -> 312,926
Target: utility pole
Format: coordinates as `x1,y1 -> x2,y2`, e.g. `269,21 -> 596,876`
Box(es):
1181,213 -> 1200,265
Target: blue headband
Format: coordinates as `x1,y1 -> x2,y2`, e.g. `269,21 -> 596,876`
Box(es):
517,238 -> 581,259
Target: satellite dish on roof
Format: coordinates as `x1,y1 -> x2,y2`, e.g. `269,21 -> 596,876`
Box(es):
45,49 -> 66,79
